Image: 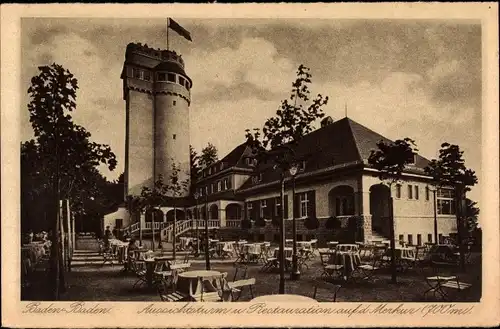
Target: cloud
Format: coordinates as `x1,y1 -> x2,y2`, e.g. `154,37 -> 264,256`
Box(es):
185,37 -> 296,96
23,31 -> 125,180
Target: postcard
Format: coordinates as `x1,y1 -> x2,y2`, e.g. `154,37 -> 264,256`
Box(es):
1,3 -> 499,328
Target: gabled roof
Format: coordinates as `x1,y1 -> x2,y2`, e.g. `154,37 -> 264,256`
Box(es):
238,117 -> 431,192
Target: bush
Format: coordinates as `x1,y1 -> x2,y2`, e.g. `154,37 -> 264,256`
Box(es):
241,219 -> 252,230
325,216 -> 341,230
254,217 -> 267,228
304,217 -> 320,230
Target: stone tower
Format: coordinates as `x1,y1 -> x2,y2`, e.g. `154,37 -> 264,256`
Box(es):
121,43 -> 191,197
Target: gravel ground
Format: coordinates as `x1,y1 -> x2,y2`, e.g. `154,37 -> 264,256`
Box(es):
23,252 -> 482,302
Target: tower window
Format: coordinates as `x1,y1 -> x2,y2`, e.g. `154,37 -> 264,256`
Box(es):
173,100 -> 176,106
157,73 -> 166,81
143,71 -> 151,81
134,68 -> 141,79
173,134 -> 176,140
167,73 -> 176,82
178,76 -> 185,86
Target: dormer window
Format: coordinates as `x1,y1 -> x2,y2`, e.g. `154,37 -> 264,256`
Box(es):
407,153 -> 416,165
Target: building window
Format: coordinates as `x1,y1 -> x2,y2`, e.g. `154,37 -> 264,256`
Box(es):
157,72 -> 166,81
143,71 -> 151,81
173,100 -> 176,106
208,167 -> 212,175
437,188 -> 456,215
417,234 -> 422,246
205,186 -> 208,195
275,197 -> 281,217
427,234 -> 433,243
398,234 -> 404,243
217,181 -> 221,192
247,202 -> 253,220
414,186 -> 419,200
220,163 -> 224,171
407,152 -> 416,164
173,134 -> 176,140
167,73 -> 176,82
395,184 -> 401,199
299,193 -> 309,218
335,196 -> 353,216
408,185 -> 413,199
408,234 -> 413,245
133,68 -> 141,79
222,178 -> 228,190
260,200 -> 267,218
425,186 -> 430,201
179,76 -> 185,86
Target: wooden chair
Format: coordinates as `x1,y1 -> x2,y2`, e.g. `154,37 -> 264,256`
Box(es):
130,258 -> 147,289
318,251 -> 343,281
423,261 -> 472,301
356,247 -> 382,281
232,263 -> 248,282
156,277 -> 188,302
312,279 -> 341,302
228,278 -> 256,301
260,248 -> 278,272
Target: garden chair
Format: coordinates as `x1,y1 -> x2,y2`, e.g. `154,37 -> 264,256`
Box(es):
260,248 -> 278,272
297,249 -> 311,271
228,277 -> 256,301
423,261 -> 472,301
356,247 -> 383,281
102,246 -> 116,266
318,251 -> 343,281
156,277 -> 188,302
130,258 -> 147,289
232,263 -> 248,282
312,279 -> 341,302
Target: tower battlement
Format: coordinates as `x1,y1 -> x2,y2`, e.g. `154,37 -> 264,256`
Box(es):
126,42 -> 185,68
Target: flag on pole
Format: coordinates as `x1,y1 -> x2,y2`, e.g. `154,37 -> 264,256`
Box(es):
168,18 -> 192,42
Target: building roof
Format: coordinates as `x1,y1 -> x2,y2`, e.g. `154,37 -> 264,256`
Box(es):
237,117 -> 430,192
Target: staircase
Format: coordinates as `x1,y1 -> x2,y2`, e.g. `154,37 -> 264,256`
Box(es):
70,249 -> 105,267
160,219 -> 221,242
370,230 -> 390,242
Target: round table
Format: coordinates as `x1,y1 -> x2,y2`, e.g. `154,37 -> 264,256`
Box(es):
177,270 -> 222,296
274,247 -> 293,259
251,294 -> 316,303
329,251 -> 361,278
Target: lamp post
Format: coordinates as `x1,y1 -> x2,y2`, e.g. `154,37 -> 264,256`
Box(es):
204,195 -> 210,270
193,192 -> 200,255
279,172 -> 286,294
289,164 -> 300,280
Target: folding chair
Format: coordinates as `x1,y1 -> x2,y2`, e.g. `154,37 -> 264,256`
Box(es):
260,248 -> 278,272
232,263 -> 248,282
423,261 -> 472,301
356,247 -> 382,281
228,278 -> 256,301
312,279 -> 341,302
156,277 -> 188,302
318,251 -> 343,281
130,258 -> 147,289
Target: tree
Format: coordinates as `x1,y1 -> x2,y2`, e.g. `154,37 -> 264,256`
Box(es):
189,145 -> 200,187
26,63 -> 117,299
368,137 -> 418,283
244,64 -> 329,293
465,198 -> 480,233
199,142 -> 218,168
167,160 -> 190,259
424,142 -> 478,271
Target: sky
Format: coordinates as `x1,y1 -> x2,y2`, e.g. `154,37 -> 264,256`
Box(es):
20,18 -> 482,205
